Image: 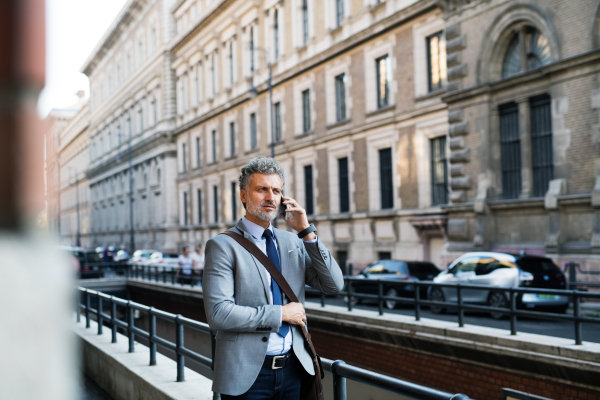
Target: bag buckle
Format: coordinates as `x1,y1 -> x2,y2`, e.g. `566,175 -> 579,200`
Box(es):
272,355 -> 286,369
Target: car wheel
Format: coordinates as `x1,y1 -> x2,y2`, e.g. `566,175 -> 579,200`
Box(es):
343,295 -> 359,306
488,292 -> 509,320
429,288 -> 446,314
385,288 -> 398,310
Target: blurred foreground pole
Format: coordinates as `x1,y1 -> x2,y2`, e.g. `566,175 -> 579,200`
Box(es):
0,1 -> 76,400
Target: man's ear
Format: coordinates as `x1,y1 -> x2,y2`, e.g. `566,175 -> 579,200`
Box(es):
240,189 -> 247,206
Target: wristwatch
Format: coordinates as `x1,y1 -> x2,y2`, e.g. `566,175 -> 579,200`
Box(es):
297,223 -> 317,239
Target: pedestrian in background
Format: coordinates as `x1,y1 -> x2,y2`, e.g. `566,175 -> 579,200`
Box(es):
175,246 -> 196,285
191,244 -> 205,287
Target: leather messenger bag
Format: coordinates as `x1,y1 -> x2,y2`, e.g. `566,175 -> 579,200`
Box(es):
220,231 -> 325,400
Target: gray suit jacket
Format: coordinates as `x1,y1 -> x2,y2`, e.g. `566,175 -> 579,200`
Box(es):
203,220 -> 344,395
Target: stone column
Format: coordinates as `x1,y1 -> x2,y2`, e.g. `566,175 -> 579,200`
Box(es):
517,97 -> 532,198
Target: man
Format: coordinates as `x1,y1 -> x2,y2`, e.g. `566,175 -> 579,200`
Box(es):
204,156 -> 344,400
176,246 -> 196,285
190,244 -> 205,286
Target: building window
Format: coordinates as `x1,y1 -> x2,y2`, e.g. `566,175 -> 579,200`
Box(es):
182,143 -> 186,173
274,9 -> 279,60
302,89 -> 311,132
250,112 -> 257,149
335,73 -> 346,122
338,157 -> 349,213
379,148 -> 393,209
211,130 -> 217,163
196,137 -> 201,168
250,26 -> 255,72
151,99 -> 157,126
530,94 -> 553,197
196,63 -> 202,103
274,102 -> 282,142
304,165 -> 314,215
502,26 -> 551,79
427,31 -> 447,92
231,181 -> 237,221
302,0 -> 309,45
183,192 -> 188,225
336,0 -> 344,27
376,55 -> 390,109
197,189 -> 203,224
229,122 -> 235,156
378,251 -> 392,260
213,185 -> 219,223
430,136 -> 448,205
499,102 -> 521,199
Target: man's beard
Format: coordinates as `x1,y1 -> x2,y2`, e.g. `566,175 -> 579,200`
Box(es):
246,197 -> 278,222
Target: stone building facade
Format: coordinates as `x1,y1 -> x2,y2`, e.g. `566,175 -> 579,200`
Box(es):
439,0 -> 600,276
46,0 -> 600,278
82,0 -> 180,251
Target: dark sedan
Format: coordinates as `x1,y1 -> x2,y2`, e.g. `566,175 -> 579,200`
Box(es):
346,260 -> 441,309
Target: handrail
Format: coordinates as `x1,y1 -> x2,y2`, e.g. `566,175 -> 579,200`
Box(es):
76,287 -> 472,400
306,276 -> 600,345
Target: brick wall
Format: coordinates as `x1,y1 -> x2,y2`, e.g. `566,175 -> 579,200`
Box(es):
397,125 -> 418,208
352,137 -> 369,211
310,329 -> 600,400
316,148 -> 330,214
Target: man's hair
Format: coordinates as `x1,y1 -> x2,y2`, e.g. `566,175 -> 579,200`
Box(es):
239,156 -> 285,192
182,246 -> 189,252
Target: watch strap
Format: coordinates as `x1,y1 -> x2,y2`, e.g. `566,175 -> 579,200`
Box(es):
297,223 -> 317,239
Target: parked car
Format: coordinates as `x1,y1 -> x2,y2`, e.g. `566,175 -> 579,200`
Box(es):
59,245 -> 104,279
429,252 -> 569,319
146,252 -> 180,272
131,249 -> 157,265
113,249 -> 130,263
345,260 -> 441,309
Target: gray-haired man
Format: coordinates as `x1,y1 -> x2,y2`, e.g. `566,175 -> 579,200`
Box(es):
203,156 -> 344,400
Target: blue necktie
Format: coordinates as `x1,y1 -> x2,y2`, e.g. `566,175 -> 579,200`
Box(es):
262,229 -> 290,338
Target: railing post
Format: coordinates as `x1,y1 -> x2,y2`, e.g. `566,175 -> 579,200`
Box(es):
85,290 -> 90,328
378,281 -> 383,316
347,281 -> 353,312
76,290 -> 81,323
510,289 -> 517,335
163,267 -> 167,284
97,294 -> 103,335
574,291 -> 582,345
127,301 -> 135,353
320,291 -> 325,308
176,315 -> 185,382
331,360 -> 347,400
414,283 -> 421,321
172,268 -> 176,285
457,284 -> 464,328
348,263 -> 353,277
149,307 -> 157,366
110,296 -> 117,343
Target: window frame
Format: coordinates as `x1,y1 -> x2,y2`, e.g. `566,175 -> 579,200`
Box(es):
302,89 -> 311,133
376,55 -> 390,109
335,73 -> 347,122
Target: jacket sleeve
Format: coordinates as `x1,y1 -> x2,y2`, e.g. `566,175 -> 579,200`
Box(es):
203,237 -> 281,333
303,237 -> 344,294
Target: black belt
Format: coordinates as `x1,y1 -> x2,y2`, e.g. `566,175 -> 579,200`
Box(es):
263,352 -> 293,369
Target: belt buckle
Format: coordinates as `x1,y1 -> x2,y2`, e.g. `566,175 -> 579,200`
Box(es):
272,355 -> 286,369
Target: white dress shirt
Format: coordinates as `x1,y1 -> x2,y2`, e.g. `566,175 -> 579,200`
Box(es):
241,216 -> 317,355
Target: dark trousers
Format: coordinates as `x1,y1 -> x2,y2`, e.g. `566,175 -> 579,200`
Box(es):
220,353 -> 303,400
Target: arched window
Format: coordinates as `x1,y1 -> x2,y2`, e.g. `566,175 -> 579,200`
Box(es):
502,26 -> 551,79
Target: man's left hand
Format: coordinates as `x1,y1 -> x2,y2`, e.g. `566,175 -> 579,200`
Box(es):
280,196 -> 316,241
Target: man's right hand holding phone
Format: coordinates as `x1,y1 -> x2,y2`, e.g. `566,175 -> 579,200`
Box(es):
279,195 -> 316,241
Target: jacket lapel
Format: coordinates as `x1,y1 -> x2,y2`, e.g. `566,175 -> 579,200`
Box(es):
231,221 -> 271,304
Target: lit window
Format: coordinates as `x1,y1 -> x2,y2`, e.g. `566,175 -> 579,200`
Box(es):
427,32 -> 447,92
376,55 -> 390,108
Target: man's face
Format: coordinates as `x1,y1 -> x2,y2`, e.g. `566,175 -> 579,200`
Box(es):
183,248 -> 189,256
241,173 -> 282,222
195,247 -> 201,254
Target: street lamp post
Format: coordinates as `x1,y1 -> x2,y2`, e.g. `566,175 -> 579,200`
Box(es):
127,116 -> 135,254
248,46 -> 278,227
68,167 -> 81,247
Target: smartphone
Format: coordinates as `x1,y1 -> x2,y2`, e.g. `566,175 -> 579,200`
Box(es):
279,194 -> 292,220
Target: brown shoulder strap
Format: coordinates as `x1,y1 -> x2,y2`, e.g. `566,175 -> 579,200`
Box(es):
220,230 -> 320,365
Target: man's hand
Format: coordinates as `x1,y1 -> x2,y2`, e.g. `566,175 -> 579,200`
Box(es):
280,196 -> 316,241
281,302 -> 307,327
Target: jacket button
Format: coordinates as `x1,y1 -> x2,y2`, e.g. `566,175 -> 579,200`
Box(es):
262,337 -> 268,342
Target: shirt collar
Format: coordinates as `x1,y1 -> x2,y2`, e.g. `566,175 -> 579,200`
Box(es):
242,216 -> 273,240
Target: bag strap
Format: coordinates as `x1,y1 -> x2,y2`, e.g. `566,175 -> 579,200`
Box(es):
220,230 -> 321,365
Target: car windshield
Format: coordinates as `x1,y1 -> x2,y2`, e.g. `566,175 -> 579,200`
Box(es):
516,258 -> 561,274
365,261 -> 408,274
150,253 -> 162,259
165,253 -> 179,258
408,263 -> 440,276
87,252 -> 102,263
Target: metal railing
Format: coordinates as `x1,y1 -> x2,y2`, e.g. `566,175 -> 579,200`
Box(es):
564,262 -> 600,289
76,287 -> 471,400
125,264 -> 203,288
307,278 -> 600,345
